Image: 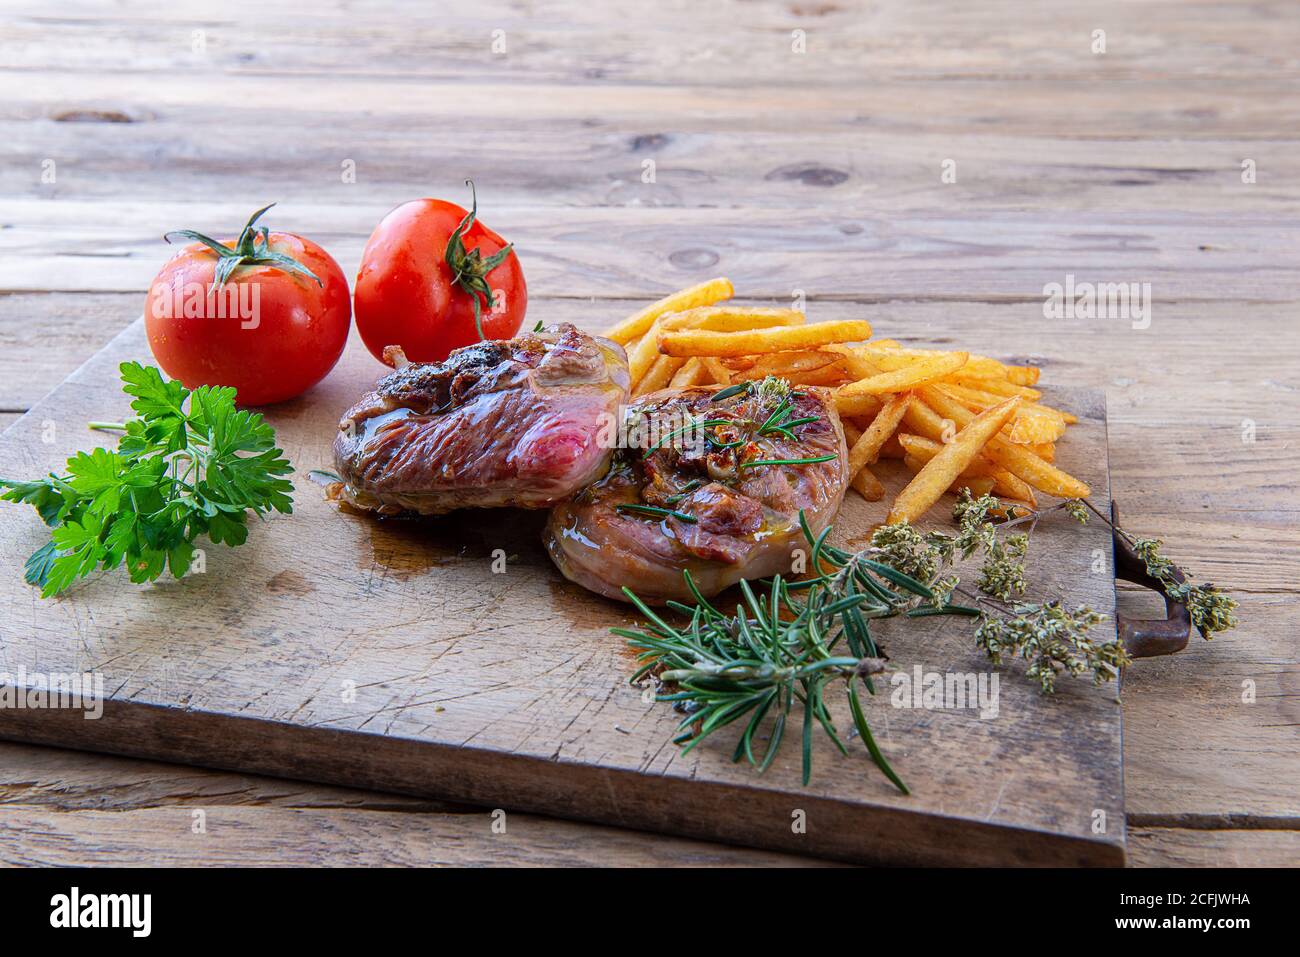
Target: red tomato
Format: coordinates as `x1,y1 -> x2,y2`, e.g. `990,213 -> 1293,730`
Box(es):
354,184 -> 527,365
144,205 -> 351,407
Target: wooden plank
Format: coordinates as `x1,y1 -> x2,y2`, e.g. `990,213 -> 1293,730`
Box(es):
0,736 -> 1291,867
0,319 -> 1123,866
9,123 -> 1296,214
5,69 -> 1300,139
0,805 -> 833,867
1,201 -> 1297,300
5,0 -> 1298,85
1127,827 -> 1300,868
1123,593 -> 1300,822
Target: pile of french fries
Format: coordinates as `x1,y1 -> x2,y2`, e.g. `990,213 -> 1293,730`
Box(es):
602,278 -> 1090,526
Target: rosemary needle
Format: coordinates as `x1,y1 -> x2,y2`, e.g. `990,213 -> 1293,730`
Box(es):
616,503 -> 698,523
741,453 -> 838,468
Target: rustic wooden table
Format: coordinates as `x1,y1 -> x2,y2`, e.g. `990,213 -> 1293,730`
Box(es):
0,1 -> 1295,867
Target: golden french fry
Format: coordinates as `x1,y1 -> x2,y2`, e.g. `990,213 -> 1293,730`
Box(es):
1005,366 -> 1040,386
852,464 -> 885,502
935,382 -> 1075,426
701,357 -> 731,386
898,434 -> 1026,497
635,355 -> 686,396
657,320 -> 873,358
990,468 -> 1037,505
1028,442 -> 1055,462
669,357 -> 706,389
662,306 -> 804,334
952,476 -> 996,498
1004,414 -> 1067,445
785,361 -> 852,387
833,391 -> 884,420
903,454 -> 988,483
919,386 -> 1090,499
863,343 -> 1038,385
900,394 -> 956,444
840,352 -> 968,396
900,456 -> 996,498
603,277 -> 733,345
628,318 -> 669,387
842,421 -> 862,446
887,397 -> 1021,524
848,392 -> 910,476
728,350 -> 839,382
946,373 -> 1042,401
878,433 -> 905,459
823,343 -> 880,380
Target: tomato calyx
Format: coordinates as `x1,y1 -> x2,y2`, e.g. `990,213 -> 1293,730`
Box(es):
443,180 -> 516,341
164,204 -> 323,290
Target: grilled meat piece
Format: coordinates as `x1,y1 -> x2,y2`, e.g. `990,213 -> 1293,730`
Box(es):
544,380 -> 849,603
333,323 -> 629,514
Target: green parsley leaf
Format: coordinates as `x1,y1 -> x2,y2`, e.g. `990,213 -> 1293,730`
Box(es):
0,362 -> 294,597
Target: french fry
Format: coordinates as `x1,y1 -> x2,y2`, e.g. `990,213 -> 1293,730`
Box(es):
726,350 -> 838,380
862,343 -> 1039,385
990,468 -> 1037,506
657,320 -> 873,358
848,392 -> 910,477
701,357 -> 731,386
1004,414 -> 1067,445
823,343 -> 880,380
833,391 -> 884,420
903,454 -> 988,483
899,456 -> 996,498
946,373 -> 1042,401
1028,442 -> 1055,462
663,306 -> 804,333
852,464 -> 886,502
896,433 -> 991,476
935,382 -> 1076,426
887,397 -> 1021,524
955,476 -> 996,497
895,434 -> 1030,503
603,277 -> 733,345
669,357 -> 706,389
878,433 -> 906,459
785,360 -> 852,386
901,394 -> 956,445
919,386 -> 1090,499
631,306 -> 799,388
636,355 -> 686,396
840,352 -> 968,396
628,318 -> 669,387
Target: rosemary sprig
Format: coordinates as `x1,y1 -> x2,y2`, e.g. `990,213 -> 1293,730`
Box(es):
615,503 -> 697,524
619,512 -> 970,792
741,453 -> 838,469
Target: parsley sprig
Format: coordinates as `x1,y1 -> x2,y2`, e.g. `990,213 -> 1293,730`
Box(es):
0,362 -> 294,597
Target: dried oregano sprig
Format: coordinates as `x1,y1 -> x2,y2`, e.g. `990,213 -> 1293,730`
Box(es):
868,490 -> 1125,695
973,600 -> 1121,694
1061,497 -> 1239,639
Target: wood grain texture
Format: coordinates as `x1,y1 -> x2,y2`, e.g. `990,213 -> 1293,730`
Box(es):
0,0 -> 1295,867
0,318 -> 1123,866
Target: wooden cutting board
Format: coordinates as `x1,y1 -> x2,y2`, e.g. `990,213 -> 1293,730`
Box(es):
0,319 -> 1124,866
